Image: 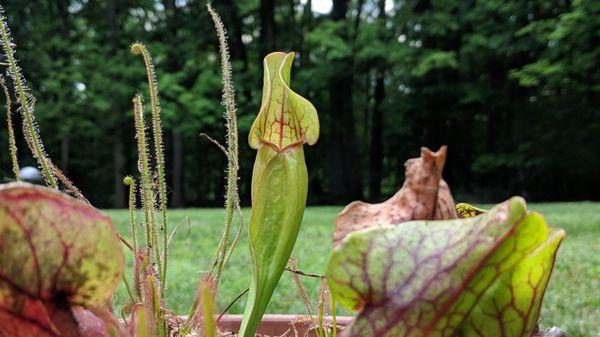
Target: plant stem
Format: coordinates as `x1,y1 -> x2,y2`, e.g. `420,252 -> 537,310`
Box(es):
147,275 -> 166,337
131,42 -> 169,295
0,10 -> 57,188
289,258 -> 315,322
122,274 -> 136,303
124,176 -> 138,253
200,279 -> 216,337
133,95 -> 161,277
0,75 -> 19,180
206,1 -> 240,291
316,279 -> 327,337
330,291 -> 337,337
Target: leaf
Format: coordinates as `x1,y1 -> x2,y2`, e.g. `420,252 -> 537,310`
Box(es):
240,145 -> 309,337
248,52 -> 319,152
0,183 -> 124,337
190,275 -> 217,335
239,52 -> 319,337
412,50 -> 458,77
327,197 -> 564,337
333,146 -> 456,247
72,307 -> 129,337
456,203 -> 487,218
128,304 -> 154,337
434,179 -> 456,221
199,279 -> 216,337
457,224 -> 565,337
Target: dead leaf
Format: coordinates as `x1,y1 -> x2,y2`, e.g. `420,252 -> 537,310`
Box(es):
333,146 -> 456,246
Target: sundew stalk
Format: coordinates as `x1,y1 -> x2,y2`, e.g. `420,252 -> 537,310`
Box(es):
124,176 -> 138,253
0,75 -> 19,180
133,95 -> 161,276
131,42 -> 169,293
206,2 -> 241,291
0,8 -> 57,188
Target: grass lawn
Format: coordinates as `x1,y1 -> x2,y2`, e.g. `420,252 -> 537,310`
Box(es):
108,202 -> 599,337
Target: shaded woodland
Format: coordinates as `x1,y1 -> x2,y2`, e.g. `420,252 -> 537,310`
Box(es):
0,0 -> 598,207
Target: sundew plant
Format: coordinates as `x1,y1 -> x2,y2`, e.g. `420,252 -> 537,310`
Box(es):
0,4 -> 247,337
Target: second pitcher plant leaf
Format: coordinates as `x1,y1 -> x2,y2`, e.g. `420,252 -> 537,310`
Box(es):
457,225 -> 565,337
327,197 -> 564,337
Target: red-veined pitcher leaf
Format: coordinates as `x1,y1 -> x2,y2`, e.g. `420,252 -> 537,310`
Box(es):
0,297 -> 79,337
0,183 -> 124,337
248,52 -> 319,151
456,203 -> 487,218
240,146 -> 309,336
327,197 -> 532,337
430,209 -> 551,337
456,224 -> 565,337
240,51 -> 318,337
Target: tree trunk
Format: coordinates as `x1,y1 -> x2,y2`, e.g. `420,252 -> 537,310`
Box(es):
55,0 -> 71,177
369,72 -> 384,200
260,0 -> 276,57
219,0 -> 252,103
368,0 -> 386,201
300,0 -> 312,66
113,139 -> 125,208
107,0 -> 125,208
328,0 -> 363,203
162,0 -> 182,208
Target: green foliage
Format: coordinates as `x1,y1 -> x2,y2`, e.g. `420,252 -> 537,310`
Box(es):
327,198 -> 564,337
0,4 -> 249,336
239,52 -> 319,337
412,50 -> 458,76
1,0 -> 597,204
0,2 -> 596,336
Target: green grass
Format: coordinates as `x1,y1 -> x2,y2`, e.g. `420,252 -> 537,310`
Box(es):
108,203 -> 599,337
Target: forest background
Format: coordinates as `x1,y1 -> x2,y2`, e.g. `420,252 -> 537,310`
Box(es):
0,0 -> 597,208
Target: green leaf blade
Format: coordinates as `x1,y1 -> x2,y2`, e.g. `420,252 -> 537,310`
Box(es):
457,222 -> 565,337
240,51 -> 319,337
240,146 -> 309,336
328,197 -> 528,337
328,197 -> 565,337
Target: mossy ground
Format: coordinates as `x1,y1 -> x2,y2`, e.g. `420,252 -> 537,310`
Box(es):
108,203 -> 599,337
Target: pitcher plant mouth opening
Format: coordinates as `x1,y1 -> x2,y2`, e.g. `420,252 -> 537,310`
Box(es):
249,52 -> 319,154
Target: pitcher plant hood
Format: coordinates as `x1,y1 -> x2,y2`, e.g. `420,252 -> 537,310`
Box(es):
249,52 -> 319,152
